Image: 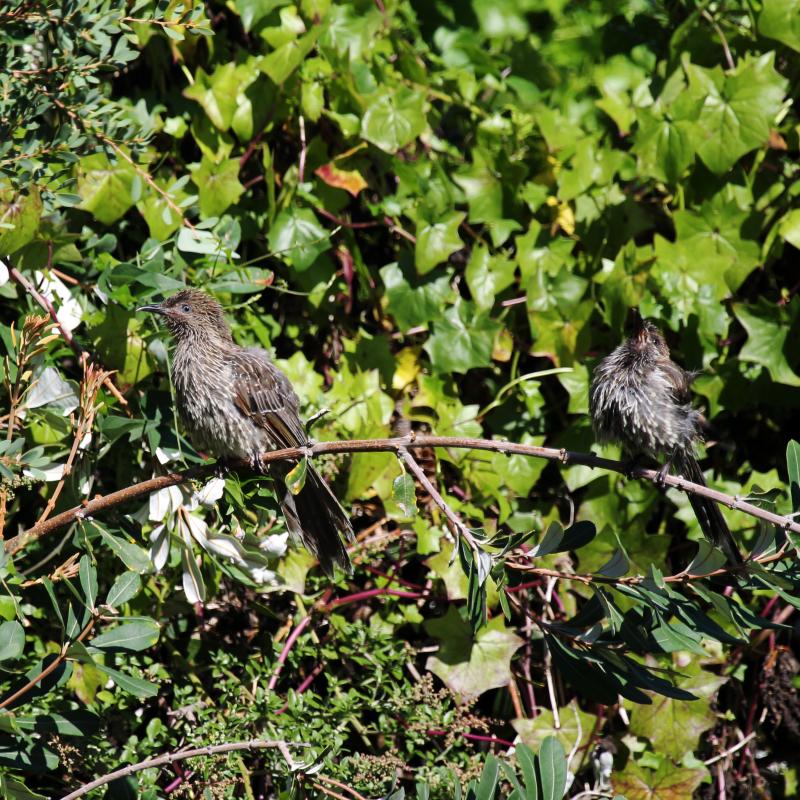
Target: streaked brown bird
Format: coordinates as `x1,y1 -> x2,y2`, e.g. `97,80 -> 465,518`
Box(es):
139,289 -> 353,575
589,310 -> 742,565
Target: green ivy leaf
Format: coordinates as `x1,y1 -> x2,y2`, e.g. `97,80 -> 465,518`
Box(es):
380,263 -> 456,330
634,111 -> 696,185
259,29 -> 318,84
628,661 -> 726,760
415,211 -> 465,274
76,152 -> 136,225
267,207 -> 331,271
759,0 -> 800,52
0,187 -> 42,256
183,64 -> 240,131
685,54 -> 788,175
424,300 -> 501,373
513,700 -> 596,755
190,157 -> 245,218
361,88 -> 427,154
734,298 -> 800,386
614,760 -> 706,800
136,178 -> 189,240
465,246 -> 516,310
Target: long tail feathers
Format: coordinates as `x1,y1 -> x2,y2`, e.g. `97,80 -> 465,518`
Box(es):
276,463 -> 353,577
675,453 -> 743,566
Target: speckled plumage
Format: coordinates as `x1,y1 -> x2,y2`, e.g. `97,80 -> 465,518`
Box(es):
140,289 -> 352,575
589,314 -> 742,565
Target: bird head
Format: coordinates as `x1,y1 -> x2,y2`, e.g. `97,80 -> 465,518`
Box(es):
138,289 -> 232,343
627,308 -> 670,358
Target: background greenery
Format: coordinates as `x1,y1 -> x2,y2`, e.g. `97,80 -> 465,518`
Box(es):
2,0 -> 800,797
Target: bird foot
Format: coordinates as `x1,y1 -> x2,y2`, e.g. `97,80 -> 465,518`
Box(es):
248,451 -> 267,474
214,457 -> 233,479
653,461 -> 671,490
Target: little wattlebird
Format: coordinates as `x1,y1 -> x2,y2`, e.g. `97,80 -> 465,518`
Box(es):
139,289 -> 353,575
589,310 -> 743,565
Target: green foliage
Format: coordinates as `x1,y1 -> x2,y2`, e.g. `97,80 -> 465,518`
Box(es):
1,0 -> 800,798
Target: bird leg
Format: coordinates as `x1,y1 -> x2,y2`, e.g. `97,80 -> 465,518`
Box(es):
249,450 -> 268,475
214,456 -> 233,478
654,450 -> 676,489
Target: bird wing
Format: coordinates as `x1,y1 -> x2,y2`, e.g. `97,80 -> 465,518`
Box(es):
660,358 -> 694,405
229,348 -> 306,448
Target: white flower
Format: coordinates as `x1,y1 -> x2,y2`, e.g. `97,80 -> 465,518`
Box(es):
247,564 -> 279,585
260,532 -> 289,558
34,270 -> 83,332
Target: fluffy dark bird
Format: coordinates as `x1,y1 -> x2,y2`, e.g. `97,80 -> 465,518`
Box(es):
589,310 -> 742,565
139,289 -> 353,575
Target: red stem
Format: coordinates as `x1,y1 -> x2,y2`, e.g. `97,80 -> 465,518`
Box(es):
426,730 -> 515,749
362,565 -> 425,590
462,732 -> 516,748
325,588 -> 422,610
268,615 -> 312,691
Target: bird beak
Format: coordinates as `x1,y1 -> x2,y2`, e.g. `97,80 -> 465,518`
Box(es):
629,308 -> 645,335
137,303 -> 167,316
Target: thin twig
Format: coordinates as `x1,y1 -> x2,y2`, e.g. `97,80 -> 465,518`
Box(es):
397,445 -> 481,551
298,115 -> 307,183
701,10 -> 735,70
267,615 -> 312,692
704,731 -> 757,766
58,740 -> 310,800
37,359 -> 112,527
0,616 -> 95,710
6,435 -> 798,558
316,775 -> 370,800
6,261 -> 128,407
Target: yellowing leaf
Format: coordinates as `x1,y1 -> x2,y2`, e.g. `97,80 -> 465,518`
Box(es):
425,606 -> 523,701
315,163 -> 368,196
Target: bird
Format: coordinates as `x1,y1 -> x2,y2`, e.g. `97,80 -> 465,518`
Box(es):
139,288 -> 353,575
589,310 -> 743,565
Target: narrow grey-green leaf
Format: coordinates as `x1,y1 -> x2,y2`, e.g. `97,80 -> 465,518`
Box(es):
0,620 -> 24,662
89,620 -> 160,652
94,662 -> 158,698
538,736 -> 568,800
787,439 -> 800,511
79,555 -> 98,611
105,572 -> 142,609
392,472 -> 417,518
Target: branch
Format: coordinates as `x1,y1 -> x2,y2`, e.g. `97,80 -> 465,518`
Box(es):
0,616 -> 95,710
397,445 -> 481,551
6,435 -> 799,558
58,739 -> 309,800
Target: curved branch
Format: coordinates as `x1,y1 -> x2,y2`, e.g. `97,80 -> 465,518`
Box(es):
6,434 -> 798,557
58,739 -> 309,800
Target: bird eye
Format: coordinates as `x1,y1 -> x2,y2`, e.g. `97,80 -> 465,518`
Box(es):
181,304 -> 191,313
